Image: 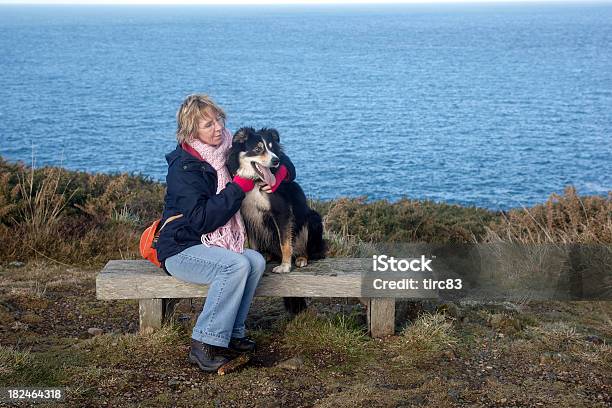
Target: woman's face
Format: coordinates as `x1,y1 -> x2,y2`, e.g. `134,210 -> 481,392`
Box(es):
195,109 -> 225,146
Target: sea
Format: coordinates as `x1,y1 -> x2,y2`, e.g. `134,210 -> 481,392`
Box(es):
0,3 -> 611,210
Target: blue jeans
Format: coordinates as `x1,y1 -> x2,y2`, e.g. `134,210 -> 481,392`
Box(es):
164,245 -> 266,348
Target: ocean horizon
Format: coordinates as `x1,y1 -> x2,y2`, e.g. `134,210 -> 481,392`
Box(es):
0,3 -> 610,210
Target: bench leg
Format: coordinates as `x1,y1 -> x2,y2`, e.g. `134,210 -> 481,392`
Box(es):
139,299 -> 163,333
366,298 -> 395,338
139,298 -> 180,333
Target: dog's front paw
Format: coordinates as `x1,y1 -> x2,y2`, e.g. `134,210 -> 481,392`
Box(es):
295,257 -> 308,268
272,263 -> 292,274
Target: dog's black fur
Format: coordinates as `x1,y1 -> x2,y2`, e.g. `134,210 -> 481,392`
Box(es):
228,127 -> 326,313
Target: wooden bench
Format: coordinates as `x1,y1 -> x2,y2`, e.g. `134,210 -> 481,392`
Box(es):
96,258 -> 397,338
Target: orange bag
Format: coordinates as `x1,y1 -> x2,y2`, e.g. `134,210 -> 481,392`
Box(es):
139,214 -> 183,267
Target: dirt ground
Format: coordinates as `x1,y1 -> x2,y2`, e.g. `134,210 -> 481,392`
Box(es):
0,261 -> 610,407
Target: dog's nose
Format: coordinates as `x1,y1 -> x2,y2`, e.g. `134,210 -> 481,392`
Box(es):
271,157 -> 280,167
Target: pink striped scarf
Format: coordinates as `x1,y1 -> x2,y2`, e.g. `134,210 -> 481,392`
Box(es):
187,128 -> 246,253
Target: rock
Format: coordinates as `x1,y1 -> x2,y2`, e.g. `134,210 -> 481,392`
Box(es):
585,334 -> 603,345
8,261 -> 25,268
87,327 -> 104,336
276,356 -> 304,370
167,379 -> 180,386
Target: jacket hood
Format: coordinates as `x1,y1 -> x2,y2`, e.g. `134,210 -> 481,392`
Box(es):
165,144 -> 201,166
165,145 -> 182,166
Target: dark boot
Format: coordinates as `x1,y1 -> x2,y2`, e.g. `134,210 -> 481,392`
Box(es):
189,339 -> 230,372
229,337 -> 256,353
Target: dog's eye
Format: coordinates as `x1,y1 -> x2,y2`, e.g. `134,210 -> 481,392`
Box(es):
254,146 -> 263,153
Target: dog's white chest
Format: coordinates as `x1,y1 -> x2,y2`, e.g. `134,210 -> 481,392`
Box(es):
241,187 -> 271,222
241,187 -> 275,248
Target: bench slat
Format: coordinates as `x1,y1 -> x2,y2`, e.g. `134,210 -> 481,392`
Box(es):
96,259 -> 367,299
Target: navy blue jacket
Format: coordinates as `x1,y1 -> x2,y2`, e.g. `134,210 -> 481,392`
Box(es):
155,144 -> 295,266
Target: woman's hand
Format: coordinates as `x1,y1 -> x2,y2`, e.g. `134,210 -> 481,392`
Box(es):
261,165 -> 288,194
233,175 -> 255,193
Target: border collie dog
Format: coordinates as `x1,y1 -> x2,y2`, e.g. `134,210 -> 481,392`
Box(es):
227,127 -> 326,276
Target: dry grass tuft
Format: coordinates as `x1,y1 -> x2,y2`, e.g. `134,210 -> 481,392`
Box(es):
0,157 -> 164,266
82,325 -> 185,367
527,321 -> 583,351
485,186 -> 611,244
401,312 -> 458,350
282,310 -> 369,366
15,165 -> 76,234
393,312 -> 459,364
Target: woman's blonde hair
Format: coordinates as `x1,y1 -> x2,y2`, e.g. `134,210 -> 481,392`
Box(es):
176,94 -> 226,144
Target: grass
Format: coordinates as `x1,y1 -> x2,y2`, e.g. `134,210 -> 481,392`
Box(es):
0,157 -> 165,266
0,263 -> 610,406
0,345 -> 32,378
392,312 -> 459,365
0,345 -> 69,387
0,156 -> 610,406
1,156 -> 609,268
484,186 -> 611,245
81,325 -> 187,368
400,312 -> 458,350
319,196 -> 499,244
282,309 -> 370,367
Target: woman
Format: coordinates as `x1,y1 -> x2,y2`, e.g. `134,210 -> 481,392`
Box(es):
156,94 -> 295,372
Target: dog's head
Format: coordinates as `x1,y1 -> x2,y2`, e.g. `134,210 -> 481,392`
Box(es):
227,127 -> 283,184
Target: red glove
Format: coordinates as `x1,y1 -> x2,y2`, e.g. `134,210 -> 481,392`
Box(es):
267,165 -> 288,193
233,175 -> 255,193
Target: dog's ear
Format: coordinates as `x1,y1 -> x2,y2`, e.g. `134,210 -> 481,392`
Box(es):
268,128 -> 280,143
260,128 -> 280,143
233,127 -> 252,144
226,152 -> 239,176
